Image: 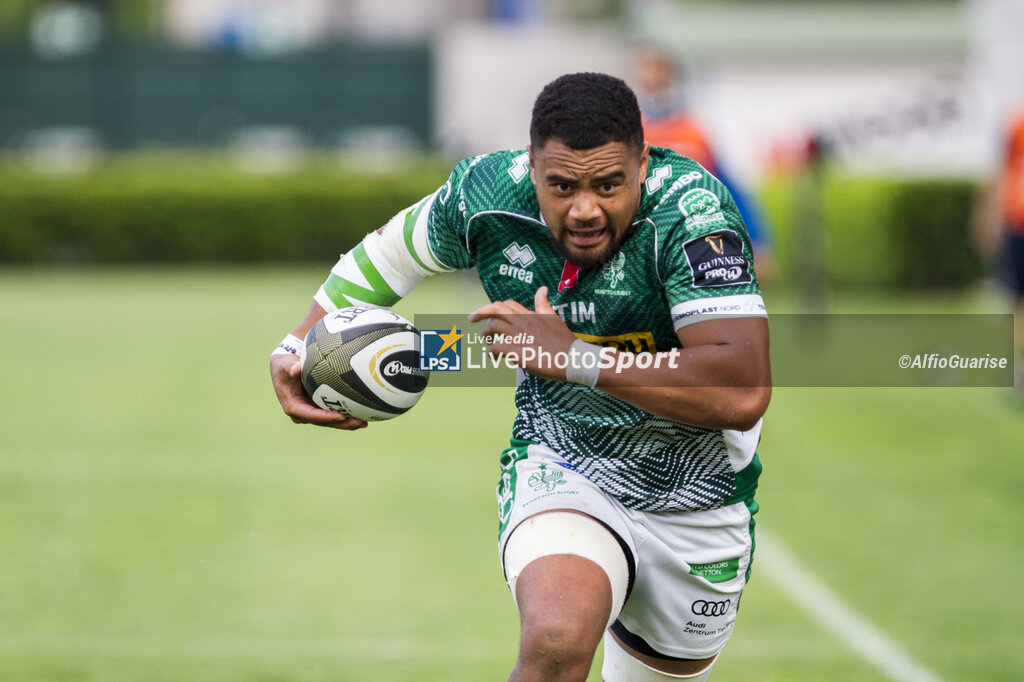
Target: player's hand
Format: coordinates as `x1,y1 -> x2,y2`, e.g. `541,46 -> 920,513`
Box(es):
269,353 -> 367,430
468,286 -> 577,382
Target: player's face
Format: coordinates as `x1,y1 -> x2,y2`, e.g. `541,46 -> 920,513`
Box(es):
531,138 -> 649,268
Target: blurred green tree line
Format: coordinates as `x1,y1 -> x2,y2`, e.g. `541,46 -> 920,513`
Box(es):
0,0 -> 160,42
0,153 -> 984,292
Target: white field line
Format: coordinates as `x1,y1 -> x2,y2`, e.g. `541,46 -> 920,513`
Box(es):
2,532 -> 945,681
756,529 -> 943,682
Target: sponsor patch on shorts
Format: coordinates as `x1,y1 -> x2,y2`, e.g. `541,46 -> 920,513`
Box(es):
688,558 -> 740,583
683,230 -> 753,288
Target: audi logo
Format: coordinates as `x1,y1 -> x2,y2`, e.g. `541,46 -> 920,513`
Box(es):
691,599 -> 730,617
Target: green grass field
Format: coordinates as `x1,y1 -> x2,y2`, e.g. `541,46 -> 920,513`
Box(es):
1,268 -> 1022,681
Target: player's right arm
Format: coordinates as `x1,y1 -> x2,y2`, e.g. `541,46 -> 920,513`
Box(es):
269,300 -> 368,430
269,159 -> 476,430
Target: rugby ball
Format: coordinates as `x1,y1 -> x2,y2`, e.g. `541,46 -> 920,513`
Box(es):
300,307 -> 428,421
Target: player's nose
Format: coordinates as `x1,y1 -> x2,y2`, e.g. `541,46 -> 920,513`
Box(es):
568,190 -> 601,224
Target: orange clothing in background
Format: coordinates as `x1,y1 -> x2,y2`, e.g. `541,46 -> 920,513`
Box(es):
642,114 -> 717,173
1000,112 -> 1024,234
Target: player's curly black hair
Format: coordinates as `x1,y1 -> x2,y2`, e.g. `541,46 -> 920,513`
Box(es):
529,72 -> 644,152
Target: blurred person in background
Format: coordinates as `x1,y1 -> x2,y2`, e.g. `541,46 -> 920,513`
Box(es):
998,107 -> 1024,397
975,105 -> 1024,399
633,46 -> 778,286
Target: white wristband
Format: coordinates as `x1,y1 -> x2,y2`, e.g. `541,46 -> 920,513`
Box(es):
272,333 -> 304,358
564,339 -> 603,388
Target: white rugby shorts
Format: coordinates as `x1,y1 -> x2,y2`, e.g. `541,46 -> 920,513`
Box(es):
496,440 -> 758,660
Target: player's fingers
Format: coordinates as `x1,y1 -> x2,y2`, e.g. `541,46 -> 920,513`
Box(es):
480,320 -> 523,360
283,397 -> 328,422
469,305 -> 511,323
287,399 -> 366,429
328,417 -> 368,430
295,415 -> 366,430
480,318 -> 512,345
533,286 -> 553,314
313,407 -> 367,429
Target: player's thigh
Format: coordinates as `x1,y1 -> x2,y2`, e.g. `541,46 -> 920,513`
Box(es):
496,441 -> 637,590
614,499 -> 757,661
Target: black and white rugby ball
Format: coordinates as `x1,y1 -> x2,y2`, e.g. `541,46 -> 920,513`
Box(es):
300,307 -> 428,421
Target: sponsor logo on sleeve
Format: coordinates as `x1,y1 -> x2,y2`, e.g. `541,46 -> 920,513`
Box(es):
671,299 -> 766,326
678,188 -> 727,228
683,230 -> 753,288
651,170 -> 704,212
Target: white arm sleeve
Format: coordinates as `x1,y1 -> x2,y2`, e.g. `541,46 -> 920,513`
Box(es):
314,191 -> 454,311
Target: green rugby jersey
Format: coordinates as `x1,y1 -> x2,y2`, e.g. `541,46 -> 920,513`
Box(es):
315,146 -> 766,512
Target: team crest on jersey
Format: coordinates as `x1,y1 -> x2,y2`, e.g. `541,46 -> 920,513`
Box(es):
595,252 -> 631,297
528,464 -> 567,492
500,242 -> 536,284
683,230 -> 753,288
602,252 -> 626,288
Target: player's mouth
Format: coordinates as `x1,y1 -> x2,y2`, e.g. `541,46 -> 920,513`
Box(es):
565,226 -> 607,249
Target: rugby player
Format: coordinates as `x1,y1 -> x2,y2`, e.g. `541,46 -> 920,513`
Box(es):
271,72 -> 771,680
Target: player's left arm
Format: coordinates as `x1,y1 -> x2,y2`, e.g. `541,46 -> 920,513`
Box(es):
595,315 -> 770,431
470,287 -> 769,431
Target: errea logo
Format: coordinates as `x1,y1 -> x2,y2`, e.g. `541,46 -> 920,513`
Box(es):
508,152 -> 530,183
500,242 -> 536,284
503,242 -> 536,267
645,164 -> 672,193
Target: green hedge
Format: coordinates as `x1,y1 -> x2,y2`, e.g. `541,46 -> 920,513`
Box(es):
0,155 -> 985,292
758,171 -> 983,290
0,154 -> 448,264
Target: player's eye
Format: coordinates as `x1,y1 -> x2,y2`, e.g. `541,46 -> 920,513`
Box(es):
552,183 -> 572,194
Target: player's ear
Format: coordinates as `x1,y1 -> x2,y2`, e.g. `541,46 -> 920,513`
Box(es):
638,142 -> 650,182
528,145 -> 536,183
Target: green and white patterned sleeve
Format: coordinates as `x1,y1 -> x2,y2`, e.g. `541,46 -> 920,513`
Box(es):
659,179 -> 767,330
313,162 -> 475,311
